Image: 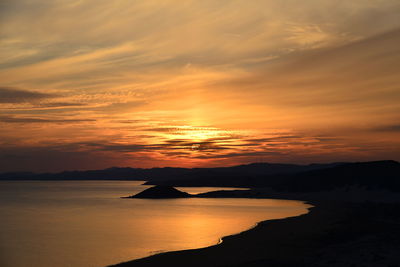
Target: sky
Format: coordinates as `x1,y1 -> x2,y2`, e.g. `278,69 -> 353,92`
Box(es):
1,0 -> 400,172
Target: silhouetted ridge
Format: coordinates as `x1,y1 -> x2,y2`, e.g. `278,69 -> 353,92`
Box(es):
126,186 -> 191,199
0,162 -> 343,182
142,160 -> 400,192
143,162 -> 344,187
275,160 -> 400,192
2,161 -> 399,192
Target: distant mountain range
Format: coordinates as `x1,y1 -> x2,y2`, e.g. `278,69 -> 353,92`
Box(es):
144,160 -> 400,192
1,160 -> 399,192
0,162 -> 343,182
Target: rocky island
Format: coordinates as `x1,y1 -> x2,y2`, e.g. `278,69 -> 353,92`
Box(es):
124,185 -> 192,199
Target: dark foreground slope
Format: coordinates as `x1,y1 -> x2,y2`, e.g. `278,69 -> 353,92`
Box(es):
276,160 -> 400,192
109,202 -> 400,267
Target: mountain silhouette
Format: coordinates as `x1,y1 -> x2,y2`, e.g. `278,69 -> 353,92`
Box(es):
1,160 -> 399,192
274,160 -> 400,192
146,161 -> 400,192
0,162 -> 342,181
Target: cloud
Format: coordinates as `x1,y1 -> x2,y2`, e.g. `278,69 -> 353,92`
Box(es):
93,100 -> 147,113
0,115 -> 95,123
214,28 -> 400,131
80,138 -> 232,154
0,87 -> 55,103
35,102 -> 86,108
1,1 -> 400,171
194,150 -> 286,159
2,0 -> 400,91
0,145 -> 122,172
245,136 -> 303,143
373,124 -> 400,132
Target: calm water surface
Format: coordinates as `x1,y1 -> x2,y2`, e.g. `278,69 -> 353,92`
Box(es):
0,181 -> 310,267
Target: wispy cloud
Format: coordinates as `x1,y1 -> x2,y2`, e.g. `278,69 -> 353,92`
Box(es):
0,115 -> 96,124
373,124 -> 400,132
1,0 -> 400,171
0,87 -> 55,103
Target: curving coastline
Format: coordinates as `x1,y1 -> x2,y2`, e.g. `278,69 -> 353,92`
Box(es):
213,202 -> 313,246
114,186 -> 312,266
108,201 -> 315,267
108,200 -> 400,267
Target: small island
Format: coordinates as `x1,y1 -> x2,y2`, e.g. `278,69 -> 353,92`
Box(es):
124,185 -> 192,199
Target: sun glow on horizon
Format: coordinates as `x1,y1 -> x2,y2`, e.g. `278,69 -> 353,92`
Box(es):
1,0 -> 399,172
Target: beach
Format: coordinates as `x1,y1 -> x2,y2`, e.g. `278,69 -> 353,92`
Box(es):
110,201 -> 400,267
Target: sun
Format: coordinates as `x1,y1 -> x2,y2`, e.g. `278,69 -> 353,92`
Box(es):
165,126 -> 223,142
191,144 -> 201,151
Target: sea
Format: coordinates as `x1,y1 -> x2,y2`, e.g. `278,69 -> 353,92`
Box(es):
0,181 -> 310,267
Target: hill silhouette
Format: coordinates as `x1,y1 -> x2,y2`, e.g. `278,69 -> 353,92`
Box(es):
1,160 -> 399,192
0,162 -> 342,182
274,160 -> 400,192
146,160 -> 400,193
125,186 -> 191,199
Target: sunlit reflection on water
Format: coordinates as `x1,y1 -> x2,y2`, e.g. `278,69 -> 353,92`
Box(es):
0,181 -> 310,267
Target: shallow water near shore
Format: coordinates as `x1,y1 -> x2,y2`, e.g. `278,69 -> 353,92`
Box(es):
0,181 -> 310,267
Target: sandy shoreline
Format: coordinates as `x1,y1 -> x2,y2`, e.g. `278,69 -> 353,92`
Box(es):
109,200 -> 400,267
